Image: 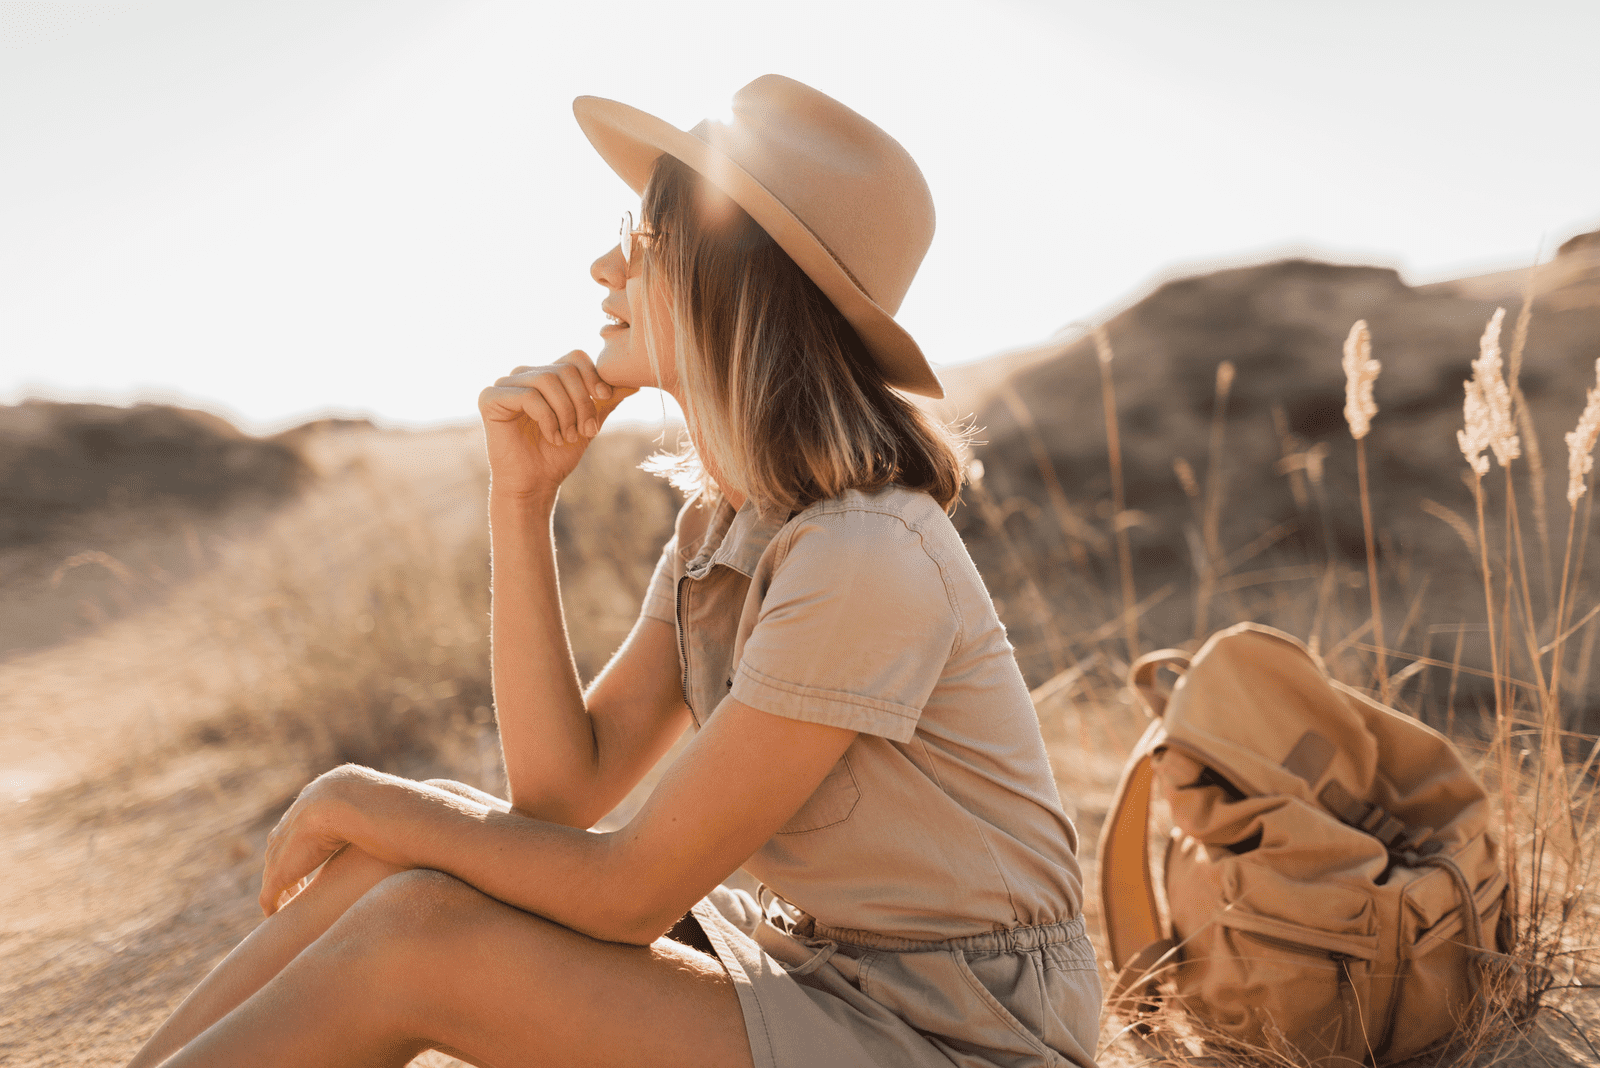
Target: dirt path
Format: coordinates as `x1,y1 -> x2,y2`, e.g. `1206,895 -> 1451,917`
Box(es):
0,425 -> 488,1067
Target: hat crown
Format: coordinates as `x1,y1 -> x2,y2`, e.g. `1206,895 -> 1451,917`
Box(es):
690,75 -> 934,316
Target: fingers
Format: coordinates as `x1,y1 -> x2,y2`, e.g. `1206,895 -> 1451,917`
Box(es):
484,351 -> 612,443
479,385 -> 562,448
556,349 -> 612,402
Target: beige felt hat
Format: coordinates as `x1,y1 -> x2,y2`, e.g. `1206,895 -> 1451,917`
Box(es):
573,74 -> 943,399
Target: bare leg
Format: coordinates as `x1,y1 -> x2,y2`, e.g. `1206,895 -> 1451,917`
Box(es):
156,869 -> 752,1068
127,779 -> 500,1068
127,844 -> 405,1068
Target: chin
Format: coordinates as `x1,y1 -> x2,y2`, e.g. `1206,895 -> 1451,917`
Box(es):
594,362 -> 650,392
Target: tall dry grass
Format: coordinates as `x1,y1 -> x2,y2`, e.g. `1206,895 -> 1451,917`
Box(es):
999,307 -> 1600,1065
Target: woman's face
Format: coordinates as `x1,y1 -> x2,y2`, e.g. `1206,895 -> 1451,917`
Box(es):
590,229 -> 677,395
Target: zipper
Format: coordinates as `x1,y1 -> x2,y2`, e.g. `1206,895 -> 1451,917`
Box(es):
1332,953 -> 1363,1062
1374,957 -> 1406,1059
674,574 -> 692,713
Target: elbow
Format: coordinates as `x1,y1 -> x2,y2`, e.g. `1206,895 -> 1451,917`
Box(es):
590,910 -> 680,949
604,904 -> 684,948
573,835 -> 689,947
504,777 -> 607,830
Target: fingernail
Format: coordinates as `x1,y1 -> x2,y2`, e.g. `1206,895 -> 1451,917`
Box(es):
564,426 -> 578,442
596,383 -> 612,399
583,419 -> 598,438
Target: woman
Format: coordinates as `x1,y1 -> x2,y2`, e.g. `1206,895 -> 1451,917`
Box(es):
128,75 -> 1100,1068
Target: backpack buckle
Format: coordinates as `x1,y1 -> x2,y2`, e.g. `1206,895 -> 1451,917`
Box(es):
1318,779 -> 1427,851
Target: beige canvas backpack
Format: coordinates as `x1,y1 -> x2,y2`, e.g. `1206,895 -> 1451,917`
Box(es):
1098,623 -> 1510,1065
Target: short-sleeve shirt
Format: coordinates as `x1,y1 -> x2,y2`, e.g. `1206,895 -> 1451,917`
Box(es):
641,484 -> 1083,941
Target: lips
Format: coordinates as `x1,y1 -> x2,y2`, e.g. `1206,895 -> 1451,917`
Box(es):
601,303 -> 630,328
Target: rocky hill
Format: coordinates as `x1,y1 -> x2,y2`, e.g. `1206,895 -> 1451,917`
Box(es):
951,228 -> 1600,714
0,400 -> 311,548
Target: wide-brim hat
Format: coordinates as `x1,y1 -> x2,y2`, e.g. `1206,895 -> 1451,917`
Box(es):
573,74 -> 943,399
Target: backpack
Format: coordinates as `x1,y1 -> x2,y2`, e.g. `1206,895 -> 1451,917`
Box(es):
1098,622 -> 1511,1065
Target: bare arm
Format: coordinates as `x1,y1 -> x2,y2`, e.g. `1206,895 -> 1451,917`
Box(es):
489,491 -> 688,827
260,699 -> 858,945
478,353 -> 686,828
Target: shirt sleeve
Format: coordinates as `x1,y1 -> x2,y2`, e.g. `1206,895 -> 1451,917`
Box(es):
640,536 -> 679,626
729,509 -> 959,742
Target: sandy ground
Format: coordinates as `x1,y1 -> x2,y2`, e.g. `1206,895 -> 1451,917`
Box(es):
0,425 -> 489,1066
2,425 -> 1593,1067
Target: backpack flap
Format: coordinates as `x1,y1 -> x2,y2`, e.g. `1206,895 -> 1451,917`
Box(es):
1160,624 -> 1382,811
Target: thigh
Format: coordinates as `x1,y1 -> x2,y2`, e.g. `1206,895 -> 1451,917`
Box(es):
360,871 -> 754,1068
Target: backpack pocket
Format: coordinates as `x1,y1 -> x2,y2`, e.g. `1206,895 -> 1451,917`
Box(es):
1375,858 -> 1508,1061
1170,845 -> 1380,1066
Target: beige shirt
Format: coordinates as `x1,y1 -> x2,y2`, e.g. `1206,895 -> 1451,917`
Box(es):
642,484 -> 1083,942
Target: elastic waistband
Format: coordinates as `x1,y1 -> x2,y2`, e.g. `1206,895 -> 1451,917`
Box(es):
794,912 -> 1087,953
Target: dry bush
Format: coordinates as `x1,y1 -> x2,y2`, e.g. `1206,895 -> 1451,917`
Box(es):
155,422 -> 680,791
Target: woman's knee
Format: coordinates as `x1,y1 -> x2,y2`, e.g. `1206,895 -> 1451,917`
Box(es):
330,869 -> 500,965
311,869 -> 549,1027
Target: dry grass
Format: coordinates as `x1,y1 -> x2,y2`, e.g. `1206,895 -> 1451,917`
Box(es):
160,421 -> 680,787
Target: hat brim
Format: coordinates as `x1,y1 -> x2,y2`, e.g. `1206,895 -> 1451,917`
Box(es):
573,94 -> 944,400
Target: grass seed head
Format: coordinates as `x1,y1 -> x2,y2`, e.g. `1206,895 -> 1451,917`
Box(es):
1565,358 -> 1600,505
1458,376 -> 1492,478
1341,319 -> 1380,439
1471,307 -> 1521,467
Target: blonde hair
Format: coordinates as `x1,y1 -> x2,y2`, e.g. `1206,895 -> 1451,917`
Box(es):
636,154 -> 967,514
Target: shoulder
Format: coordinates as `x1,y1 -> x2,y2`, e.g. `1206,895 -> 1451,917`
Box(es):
772,485 -> 956,564
786,484 -> 952,541
761,486 -> 966,634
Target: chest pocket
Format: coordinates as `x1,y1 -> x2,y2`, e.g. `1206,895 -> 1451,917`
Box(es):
777,756 -> 860,834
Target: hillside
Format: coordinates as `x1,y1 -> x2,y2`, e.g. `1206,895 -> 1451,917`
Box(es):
953,229 -> 1600,712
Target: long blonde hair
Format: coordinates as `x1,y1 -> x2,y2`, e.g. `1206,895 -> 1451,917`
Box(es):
636,154 -> 966,514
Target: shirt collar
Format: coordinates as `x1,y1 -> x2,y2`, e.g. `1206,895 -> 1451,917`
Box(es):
681,494 -> 790,579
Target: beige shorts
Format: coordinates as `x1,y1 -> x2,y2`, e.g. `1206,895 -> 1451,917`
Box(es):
692,886 -> 1101,1068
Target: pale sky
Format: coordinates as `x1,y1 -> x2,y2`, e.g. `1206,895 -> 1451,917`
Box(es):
2,0 -> 1596,432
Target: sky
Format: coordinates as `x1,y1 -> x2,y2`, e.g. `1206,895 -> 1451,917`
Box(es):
2,0 -> 1597,433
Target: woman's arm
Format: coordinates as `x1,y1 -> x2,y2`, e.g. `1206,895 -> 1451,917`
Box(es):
478,353 -> 687,828
488,494 -> 689,827
261,699 -> 857,945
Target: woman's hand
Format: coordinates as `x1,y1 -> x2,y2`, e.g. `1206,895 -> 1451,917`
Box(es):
478,351 -> 638,501
259,765 -> 428,916
261,768 -> 497,915
262,770 -> 353,914
260,766 -> 366,915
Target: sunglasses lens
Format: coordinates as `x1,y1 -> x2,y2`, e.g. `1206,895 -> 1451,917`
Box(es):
619,211 -> 633,265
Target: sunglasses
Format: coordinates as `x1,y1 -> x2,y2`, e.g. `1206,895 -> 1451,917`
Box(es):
618,211 -> 662,270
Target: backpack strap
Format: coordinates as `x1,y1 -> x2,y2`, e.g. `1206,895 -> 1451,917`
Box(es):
1100,650 -> 1191,1013
1099,720 -> 1163,961
1099,716 -> 1177,1012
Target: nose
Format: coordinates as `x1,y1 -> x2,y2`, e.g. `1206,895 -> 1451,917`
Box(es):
592,244 -> 626,290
